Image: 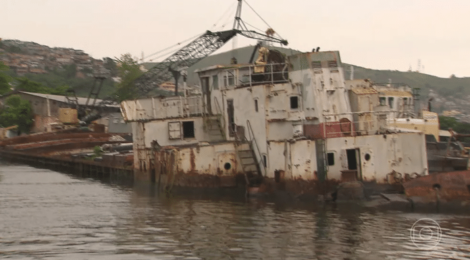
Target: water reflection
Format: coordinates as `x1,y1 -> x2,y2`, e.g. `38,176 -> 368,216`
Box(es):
1,162 -> 470,259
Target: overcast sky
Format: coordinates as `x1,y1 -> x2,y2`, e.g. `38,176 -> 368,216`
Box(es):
2,0 -> 469,78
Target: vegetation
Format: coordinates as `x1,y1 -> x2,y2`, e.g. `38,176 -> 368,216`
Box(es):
0,95 -> 33,133
113,53 -> 143,102
15,77 -> 68,95
439,116 -> 470,134
0,62 -> 11,95
3,64 -> 116,98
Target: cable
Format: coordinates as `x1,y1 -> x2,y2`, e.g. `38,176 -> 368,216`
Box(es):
218,6 -> 237,30
147,45 -> 187,62
144,33 -> 202,61
243,21 -> 267,35
211,1 -> 237,29
243,0 -> 284,40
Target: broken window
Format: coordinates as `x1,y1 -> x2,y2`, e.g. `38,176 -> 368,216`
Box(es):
201,77 -> 209,93
327,152 -> 335,166
212,75 -> 219,90
312,61 -> 322,69
379,97 -> 386,106
328,60 -> 337,68
254,99 -> 258,112
182,121 -> 195,139
388,97 -> 394,109
290,96 -> 299,109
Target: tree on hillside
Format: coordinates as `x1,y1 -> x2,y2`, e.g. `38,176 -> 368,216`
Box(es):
113,54 -> 143,102
0,95 -> 33,134
439,116 -> 470,134
15,77 -> 68,95
0,62 -> 12,95
103,57 -> 118,77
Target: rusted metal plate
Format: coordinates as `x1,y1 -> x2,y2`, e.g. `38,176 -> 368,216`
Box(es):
341,170 -> 358,182
0,131 -> 129,147
403,171 -> 470,202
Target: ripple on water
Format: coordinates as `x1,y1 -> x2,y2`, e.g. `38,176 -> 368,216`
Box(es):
1,163 -> 470,259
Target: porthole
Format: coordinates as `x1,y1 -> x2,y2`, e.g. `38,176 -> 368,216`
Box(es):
364,153 -> 371,161
224,162 -> 231,170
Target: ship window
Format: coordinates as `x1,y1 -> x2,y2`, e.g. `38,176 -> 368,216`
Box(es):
388,97 -> 394,109
168,121 -> 182,140
403,98 -> 408,105
290,96 -> 299,109
212,75 -> 219,90
201,77 -> 210,93
327,153 -> 335,166
312,61 -> 322,69
328,60 -> 337,68
262,154 -> 267,168
182,121 -> 195,138
224,73 -> 235,87
379,97 -> 386,106
254,99 -> 258,112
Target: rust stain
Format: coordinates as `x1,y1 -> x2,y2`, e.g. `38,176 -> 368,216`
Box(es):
403,170 -> 470,202
189,148 -> 196,173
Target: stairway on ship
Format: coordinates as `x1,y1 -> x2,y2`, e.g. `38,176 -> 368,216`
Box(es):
236,142 -> 263,188
204,116 -> 225,141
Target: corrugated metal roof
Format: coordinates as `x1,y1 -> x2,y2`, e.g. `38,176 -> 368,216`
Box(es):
350,87 -> 378,95
19,91 -> 120,108
378,90 -> 413,97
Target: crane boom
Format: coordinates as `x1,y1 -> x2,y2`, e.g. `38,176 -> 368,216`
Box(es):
135,30 -> 238,96
135,28 -> 287,97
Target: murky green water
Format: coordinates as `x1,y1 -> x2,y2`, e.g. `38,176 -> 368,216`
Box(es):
1,162 -> 470,259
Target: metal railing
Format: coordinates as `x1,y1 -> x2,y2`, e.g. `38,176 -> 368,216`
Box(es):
246,120 -> 266,176
320,110 -> 431,138
321,111 -> 386,138
222,63 -> 289,88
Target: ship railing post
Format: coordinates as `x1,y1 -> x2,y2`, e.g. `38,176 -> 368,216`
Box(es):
249,65 -> 252,87
270,63 -> 273,85
351,113 -> 354,135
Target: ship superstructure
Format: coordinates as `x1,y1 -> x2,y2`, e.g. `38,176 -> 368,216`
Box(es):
121,48 -> 429,196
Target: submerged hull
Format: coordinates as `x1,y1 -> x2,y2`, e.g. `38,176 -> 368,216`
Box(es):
403,170 -> 470,203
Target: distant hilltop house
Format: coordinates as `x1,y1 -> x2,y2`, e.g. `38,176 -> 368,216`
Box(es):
442,110 -> 462,117
0,39 -> 110,77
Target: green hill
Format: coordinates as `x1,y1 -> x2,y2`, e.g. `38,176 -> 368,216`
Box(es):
349,64 -> 470,97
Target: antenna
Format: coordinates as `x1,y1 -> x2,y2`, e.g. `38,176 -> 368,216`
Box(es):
233,0 -> 243,30
417,59 -> 421,73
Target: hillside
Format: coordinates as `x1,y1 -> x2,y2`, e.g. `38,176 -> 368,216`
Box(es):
2,38 -> 469,116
